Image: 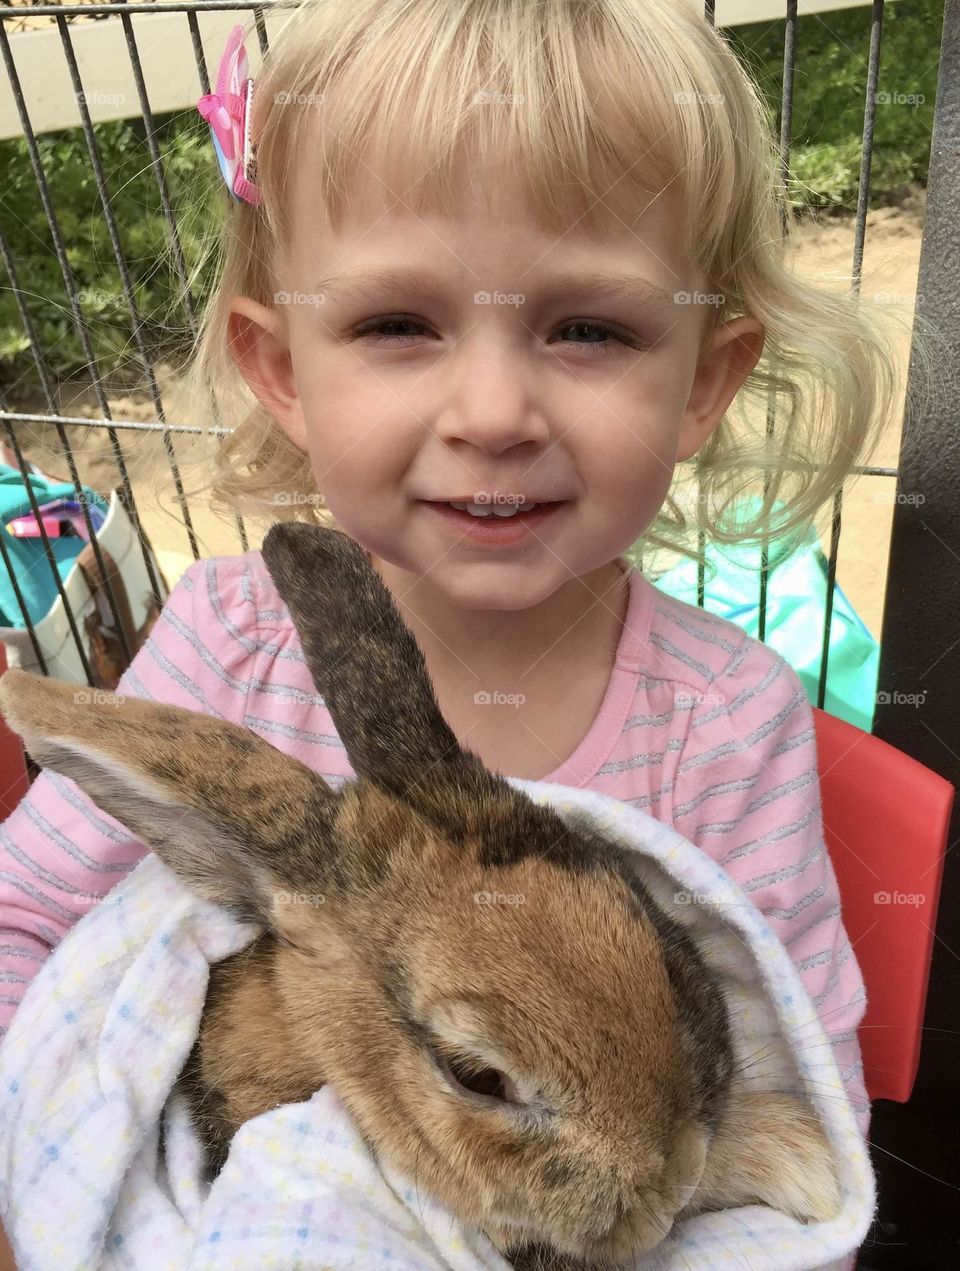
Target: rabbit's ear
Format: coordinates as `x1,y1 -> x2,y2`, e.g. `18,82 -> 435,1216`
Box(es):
261,523 -> 503,825
0,669 -> 339,920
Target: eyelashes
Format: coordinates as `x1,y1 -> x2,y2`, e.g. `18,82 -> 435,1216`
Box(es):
348,316 -> 647,357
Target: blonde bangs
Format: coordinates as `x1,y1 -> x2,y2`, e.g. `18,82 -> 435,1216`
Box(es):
253,0 -> 750,271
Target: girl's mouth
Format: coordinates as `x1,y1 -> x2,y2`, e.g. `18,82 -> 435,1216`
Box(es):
421,500 -> 570,547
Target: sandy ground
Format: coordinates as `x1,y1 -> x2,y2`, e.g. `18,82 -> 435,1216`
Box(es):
3,194 -> 928,641
790,193 -> 927,638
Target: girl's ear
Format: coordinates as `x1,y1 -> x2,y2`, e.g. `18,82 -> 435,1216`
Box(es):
676,316 -> 766,462
227,295 -> 308,451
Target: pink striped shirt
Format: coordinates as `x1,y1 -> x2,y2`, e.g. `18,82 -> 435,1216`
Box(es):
0,550 -> 870,1165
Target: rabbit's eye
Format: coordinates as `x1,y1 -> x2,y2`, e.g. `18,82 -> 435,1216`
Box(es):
433,1046 -> 521,1104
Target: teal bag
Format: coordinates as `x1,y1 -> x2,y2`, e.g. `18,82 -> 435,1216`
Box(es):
0,462 -> 168,687
0,465 -> 111,628
650,514 -> 880,733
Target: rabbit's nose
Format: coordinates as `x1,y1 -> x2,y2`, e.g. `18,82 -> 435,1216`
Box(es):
593,1196 -> 676,1261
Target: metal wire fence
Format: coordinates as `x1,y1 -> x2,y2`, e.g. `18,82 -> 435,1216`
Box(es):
0,0 -> 937,706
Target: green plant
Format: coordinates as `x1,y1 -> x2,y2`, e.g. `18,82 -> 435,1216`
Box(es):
728,0 -> 941,212
0,112 -> 223,395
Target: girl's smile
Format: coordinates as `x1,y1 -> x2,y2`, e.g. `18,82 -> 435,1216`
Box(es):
421,497 -> 571,548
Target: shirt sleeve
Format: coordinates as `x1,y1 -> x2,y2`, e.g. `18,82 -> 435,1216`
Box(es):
0,556 -> 257,1037
667,649 -> 871,1150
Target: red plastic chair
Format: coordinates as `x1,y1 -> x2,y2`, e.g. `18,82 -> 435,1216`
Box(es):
0,644 -> 30,821
812,706 -> 953,1103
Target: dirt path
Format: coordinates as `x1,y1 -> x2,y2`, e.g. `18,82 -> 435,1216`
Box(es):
4,194 -> 928,640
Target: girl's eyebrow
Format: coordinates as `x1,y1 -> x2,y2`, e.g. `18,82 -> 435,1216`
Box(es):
313,266 -> 679,314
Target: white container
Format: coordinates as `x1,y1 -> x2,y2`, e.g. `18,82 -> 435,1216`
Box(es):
0,488 -> 168,686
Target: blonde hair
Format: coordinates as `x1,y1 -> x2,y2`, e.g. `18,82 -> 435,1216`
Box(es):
179,0 -> 928,566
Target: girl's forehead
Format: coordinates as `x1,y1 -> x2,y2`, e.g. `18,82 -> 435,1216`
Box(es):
285,149 -> 694,284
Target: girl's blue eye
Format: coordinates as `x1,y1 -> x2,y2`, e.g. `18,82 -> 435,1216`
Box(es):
351,317 -> 635,356
556,321 -> 626,355
353,317 -> 426,346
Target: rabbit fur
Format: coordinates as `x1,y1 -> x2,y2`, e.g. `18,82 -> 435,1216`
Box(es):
0,523 -> 842,1269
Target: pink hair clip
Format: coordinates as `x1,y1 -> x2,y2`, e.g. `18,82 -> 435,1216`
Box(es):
197,24 -> 261,207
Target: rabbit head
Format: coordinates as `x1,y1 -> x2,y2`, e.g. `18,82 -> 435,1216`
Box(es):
0,524 -> 841,1268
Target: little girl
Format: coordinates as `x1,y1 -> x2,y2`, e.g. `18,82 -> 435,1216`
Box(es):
1,0 -> 903,1264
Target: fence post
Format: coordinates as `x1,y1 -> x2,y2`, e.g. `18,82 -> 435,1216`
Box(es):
871,0 -> 960,1260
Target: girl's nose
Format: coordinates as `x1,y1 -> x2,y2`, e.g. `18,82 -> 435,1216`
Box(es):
432,335 -> 553,454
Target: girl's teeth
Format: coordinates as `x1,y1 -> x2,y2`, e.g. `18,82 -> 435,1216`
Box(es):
447,501 -> 538,517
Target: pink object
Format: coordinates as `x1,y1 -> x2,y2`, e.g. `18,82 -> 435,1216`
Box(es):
813,706 -> 951,1103
5,514 -> 67,538
196,24 -> 261,207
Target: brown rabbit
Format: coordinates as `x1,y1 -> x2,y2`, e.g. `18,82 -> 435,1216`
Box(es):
0,523 -> 842,1270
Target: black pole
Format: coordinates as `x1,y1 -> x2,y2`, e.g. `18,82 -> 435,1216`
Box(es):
866,3 -> 960,1267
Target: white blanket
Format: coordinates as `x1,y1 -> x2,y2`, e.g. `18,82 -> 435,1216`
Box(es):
0,779 -> 874,1270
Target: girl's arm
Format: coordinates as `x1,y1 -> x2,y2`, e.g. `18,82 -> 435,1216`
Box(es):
0,556 -> 256,1038
669,650 -> 871,1145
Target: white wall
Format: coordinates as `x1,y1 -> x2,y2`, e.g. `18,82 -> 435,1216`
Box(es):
708,0 -> 891,21
0,1 -> 897,142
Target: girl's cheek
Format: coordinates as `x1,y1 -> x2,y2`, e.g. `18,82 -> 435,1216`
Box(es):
583,380 -> 686,452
